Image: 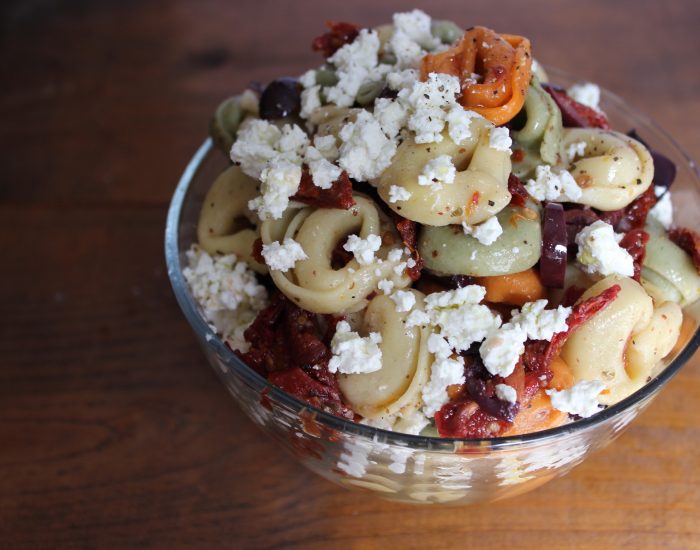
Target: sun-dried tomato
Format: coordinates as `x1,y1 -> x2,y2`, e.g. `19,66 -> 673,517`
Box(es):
508,172 -> 529,207
598,185 -> 656,232
292,167 -> 355,210
669,227 -> 700,274
393,215 -> 424,280
311,21 -> 360,58
542,84 -> 610,129
619,229 -> 650,282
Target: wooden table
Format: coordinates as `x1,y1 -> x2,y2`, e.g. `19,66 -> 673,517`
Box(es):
2,1 -> 699,547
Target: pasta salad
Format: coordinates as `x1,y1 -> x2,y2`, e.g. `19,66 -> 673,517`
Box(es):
182,10 -> 700,438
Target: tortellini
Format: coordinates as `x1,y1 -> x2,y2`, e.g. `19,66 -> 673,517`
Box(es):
562,275 -> 682,405
641,221 -> 700,306
511,76 -> 562,178
338,291 -> 431,420
197,165 -> 266,273
209,94 -> 258,153
376,121 -> 512,226
260,195 -> 411,314
418,205 -> 542,276
561,128 -> 653,210
309,105 -> 361,140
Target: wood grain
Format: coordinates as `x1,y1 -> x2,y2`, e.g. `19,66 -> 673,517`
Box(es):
1,1 -> 699,548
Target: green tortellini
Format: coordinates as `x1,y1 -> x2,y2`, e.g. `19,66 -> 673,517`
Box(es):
641,221 -> 700,306
511,76 -> 563,179
209,95 -> 252,154
418,205 -> 542,277
430,20 -> 463,44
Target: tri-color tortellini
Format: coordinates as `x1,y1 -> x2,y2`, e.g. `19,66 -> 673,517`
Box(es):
185,9 -> 699,440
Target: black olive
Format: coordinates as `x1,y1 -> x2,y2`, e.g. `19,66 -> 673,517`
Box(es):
259,78 -> 301,119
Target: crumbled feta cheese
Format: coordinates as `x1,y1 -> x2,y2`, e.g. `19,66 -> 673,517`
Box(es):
388,9 -> 441,68
183,246 -> 268,352
649,187 -> 673,229
343,233 -> 382,265
424,286 -> 501,351
406,308 -> 430,327
230,119 -> 283,179
462,216 -> 503,246
479,323 -> 527,378
386,68 -> 420,91
510,300 -> 571,341
393,262 -> 407,276
305,146 -> 342,189
299,69 -> 317,89
390,290 -> 416,312
546,380 -> 606,418
422,334 -> 466,416
328,320 -> 383,374
399,72 -> 461,143
567,82 -> 601,111
313,134 -> 339,161
406,257 -> 417,268
446,107 -> 478,144
388,184 -> 412,203
387,248 -> 404,262
377,278 -> 394,294
575,220 -> 634,277
261,238 -> 308,272
373,97 -> 408,139
495,383 -> 518,404
418,154 -> 456,188
566,141 -> 587,162
325,29 -> 381,107
300,85 -> 322,119
248,159 -> 301,220
489,127 -> 512,152
526,164 -> 583,202
338,110 -> 397,181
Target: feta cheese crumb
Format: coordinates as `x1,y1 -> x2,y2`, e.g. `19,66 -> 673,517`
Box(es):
648,187 -> 673,229
526,164 -> 583,202
343,234 -> 382,265
422,334 -> 466,416
313,134 -> 340,161
567,82 -> 601,112
300,85 -> 322,119
183,246 -> 268,352
489,127 -> 512,152
406,308 -> 430,327
479,324 -> 527,378
325,29 -> 380,107
446,107 -> 478,144
546,380 -> 606,418
299,69 -> 317,89
418,155 -> 456,188
377,278 -> 394,295
328,320 -> 383,374
261,238 -> 308,272
388,9 -> 441,69
509,300 -> 571,341
387,248 -> 404,262
388,184 -> 412,203
575,220 -> 634,278
373,97 -> 408,139
495,383 -> 518,404
400,72 -> 461,143
338,110 -> 397,181
248,159 -> 302,220
305,146 -> 342,189
462,216 -> 503,246
566,141 -> 587,162
390,290 -> 416,312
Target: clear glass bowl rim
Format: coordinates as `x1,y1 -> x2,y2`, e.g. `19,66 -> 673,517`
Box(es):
165,66 -> 700,451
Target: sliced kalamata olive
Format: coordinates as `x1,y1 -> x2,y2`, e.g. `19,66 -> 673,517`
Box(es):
259,78 -> 301,119
541,202 -> 567,288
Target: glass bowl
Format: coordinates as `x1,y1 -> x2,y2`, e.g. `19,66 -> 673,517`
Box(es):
165,68 -> 700,505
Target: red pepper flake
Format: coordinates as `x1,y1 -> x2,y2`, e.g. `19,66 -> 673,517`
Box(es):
311,21 -> 360,58
394,215 -> 424,280
669,227 -> 700,274
542,84 -> 611,129
618,229 -> 650,282
507,172 -> 529,207
292,167 -> 355,210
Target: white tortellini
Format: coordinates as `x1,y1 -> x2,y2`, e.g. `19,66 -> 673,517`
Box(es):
561,128 -> 653,211
309,105 -> 361,140
197,165 -> 266,273
338,290 -> 431,420
562,275 -> 682,405
260,195 -> 411,314
375,121 -> 512,226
